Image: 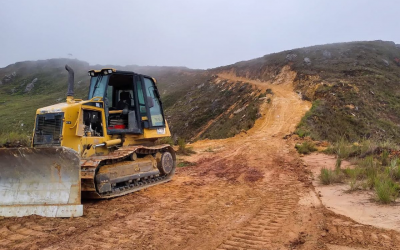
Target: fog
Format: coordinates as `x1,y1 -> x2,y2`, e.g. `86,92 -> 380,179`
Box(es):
1,0 -> 399,69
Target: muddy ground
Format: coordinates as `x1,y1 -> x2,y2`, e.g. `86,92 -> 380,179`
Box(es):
1,68 -> 400,250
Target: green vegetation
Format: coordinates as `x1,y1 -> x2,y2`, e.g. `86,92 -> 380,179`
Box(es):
320,168 -> 341,185
0,58 -> 261,143
215,41 -> 400,144
157,136 -> 174,146
320,138 -> 400,203
177,138 -> 196,155
295,141 -> 317,154
0,131 -> 30,147
177,161 -> 196,168
374,177 -> 399,204
167,80 -> 261,140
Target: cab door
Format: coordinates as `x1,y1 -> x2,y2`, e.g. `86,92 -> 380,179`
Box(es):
137,76 -> 166,128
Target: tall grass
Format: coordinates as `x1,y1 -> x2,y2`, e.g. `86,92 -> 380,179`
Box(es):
320,138 -> 400,203
374,176 -> 399,204
0,132 -> 30,147
295,141 -> 317,154
177,138 -> 196,155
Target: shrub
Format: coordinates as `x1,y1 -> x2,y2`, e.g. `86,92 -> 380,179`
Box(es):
0,132 -> 30,147
375,176 -> 399,204
177,161 -> 196,167
157,136 -> 174,146
381,150 -> 389,166
335,157 -> 342,170
320,168 -> 334,185
295,141 -> 317,154
389,158 -> 400,180
177,138 -> 196,155
319,167 -> 343,185
295,129 -> 309,138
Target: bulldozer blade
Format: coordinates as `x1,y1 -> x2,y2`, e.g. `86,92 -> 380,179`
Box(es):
0,147 -> 83,217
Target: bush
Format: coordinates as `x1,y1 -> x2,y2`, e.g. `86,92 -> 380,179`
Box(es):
335,157 -> 342,170
295,129 -> 309,138
381,150 -> 389,166
319,168 -> 343,185
157,136 -> 174,146
177,161 -> 196,167
388,158 -> 400,180
375,176 -> 399,204
177,138 -> 196,155
320,168 -> 334,185
0,132 -> 30,147
295,141 -> 317,154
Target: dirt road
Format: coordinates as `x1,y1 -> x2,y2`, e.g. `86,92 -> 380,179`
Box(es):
1,67 -> 400,250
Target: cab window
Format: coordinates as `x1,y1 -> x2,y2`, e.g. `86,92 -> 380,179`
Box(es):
143,77 -> 164,127
136,77 -> 147,115
88,75 -> 109,99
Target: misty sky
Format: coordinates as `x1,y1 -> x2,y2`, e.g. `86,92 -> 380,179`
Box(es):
1,0 -> 399,69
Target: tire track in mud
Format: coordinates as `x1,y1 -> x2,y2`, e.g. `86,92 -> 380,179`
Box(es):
0,221 -> 52,249
324,214 -> 400,249
216,176 -> 299,250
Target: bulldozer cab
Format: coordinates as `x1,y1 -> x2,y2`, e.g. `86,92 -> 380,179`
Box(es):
87,69 -> 166,135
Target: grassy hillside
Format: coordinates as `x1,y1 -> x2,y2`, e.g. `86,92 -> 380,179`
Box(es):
212,40 -> 400,143
0,58 -> 260,144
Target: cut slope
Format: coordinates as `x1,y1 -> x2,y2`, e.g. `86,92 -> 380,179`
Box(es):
212,40 -> 400,143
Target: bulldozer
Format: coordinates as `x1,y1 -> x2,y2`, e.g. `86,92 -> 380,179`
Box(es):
0,65 -> 176,217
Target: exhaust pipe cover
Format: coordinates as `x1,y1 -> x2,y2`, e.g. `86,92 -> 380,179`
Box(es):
65,64 -> 74,97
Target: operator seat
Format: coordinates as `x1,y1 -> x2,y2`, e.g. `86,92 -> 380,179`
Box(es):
117,92 -> 131,110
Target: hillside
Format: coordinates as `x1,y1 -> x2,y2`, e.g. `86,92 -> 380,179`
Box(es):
2,41 -> 400,144
0,59 -> 260,142
212,40 -> 400,143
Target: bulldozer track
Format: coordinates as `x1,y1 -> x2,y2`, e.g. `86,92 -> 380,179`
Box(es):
81,144 -> 176,199
216,177 -> 299,250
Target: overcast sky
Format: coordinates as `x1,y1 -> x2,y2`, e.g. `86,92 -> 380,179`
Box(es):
0,0 -> 399,69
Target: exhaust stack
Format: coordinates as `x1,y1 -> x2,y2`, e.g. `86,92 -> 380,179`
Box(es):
65,64 -> 74,103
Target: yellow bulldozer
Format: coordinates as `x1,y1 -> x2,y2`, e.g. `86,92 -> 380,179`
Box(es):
0,65 -> 176,217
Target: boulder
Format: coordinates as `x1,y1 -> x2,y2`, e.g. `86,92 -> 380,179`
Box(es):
382,59 -> 389,67
304,57 -> 311,65
24,78 -> 38,93
286,53 -> 297,61
323,50 -> 331,59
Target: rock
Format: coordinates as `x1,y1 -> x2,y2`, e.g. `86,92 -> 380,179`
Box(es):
197,83 -> 205,89
323,50 -> 331,59
286,53 -> 297,61
68,227 -> 77,234
233,106 -> 246,114
24,78 -> 38,93
382,59 -> 389,66
303,57 -> 311,65
115,212 -> 126,218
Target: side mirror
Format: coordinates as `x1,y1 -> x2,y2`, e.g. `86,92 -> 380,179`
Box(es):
147,96 -> 154,108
